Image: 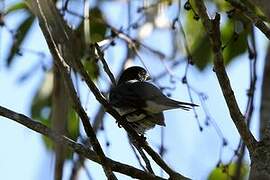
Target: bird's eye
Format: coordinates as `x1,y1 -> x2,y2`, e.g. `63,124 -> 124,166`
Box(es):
138,73 -> 145,81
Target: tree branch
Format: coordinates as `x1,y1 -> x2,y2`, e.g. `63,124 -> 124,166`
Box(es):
226,0 -> 270,41
25,1 -> 116,179
260,45 -> 270,141
249,0 -> 270,19
0,105 -> 165,180
94,43 -> 116,86
194,0 -> 258,153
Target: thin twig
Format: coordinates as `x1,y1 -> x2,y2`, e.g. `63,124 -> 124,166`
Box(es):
94,43 -> 116,86
226,0 -> 270,40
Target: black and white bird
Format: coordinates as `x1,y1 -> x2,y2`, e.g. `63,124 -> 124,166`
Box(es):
109,66 -> 197,134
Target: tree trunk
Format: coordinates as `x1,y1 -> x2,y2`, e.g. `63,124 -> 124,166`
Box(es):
251,44 -> 270,180
52,65 -> 69,180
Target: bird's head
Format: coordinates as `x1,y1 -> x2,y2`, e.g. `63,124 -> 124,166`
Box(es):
117,66 -> 151,85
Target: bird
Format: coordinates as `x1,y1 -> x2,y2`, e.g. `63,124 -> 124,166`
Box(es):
109,66 -> 198,134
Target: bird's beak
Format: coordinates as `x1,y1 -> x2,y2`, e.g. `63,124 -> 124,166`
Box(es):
146,74 -> 151,81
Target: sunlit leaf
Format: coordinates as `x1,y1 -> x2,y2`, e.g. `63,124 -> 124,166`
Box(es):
76,7 -> 107,44
67,109 -> 79,141
83,58 -> 99,79
211,0 -> 231,11
208,163 -> 248,180
186,12 -> 249,70
221,20 -> 249,64
4,2 -> 28,15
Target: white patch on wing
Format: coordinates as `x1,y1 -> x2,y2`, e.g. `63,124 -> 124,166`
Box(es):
127,79 -> 139,83
113,107 -> 136,116
126,113 -> 146,122
144,100 -> 175,113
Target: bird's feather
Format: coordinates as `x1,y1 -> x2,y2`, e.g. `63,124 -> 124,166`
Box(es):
110,81 -> 197,113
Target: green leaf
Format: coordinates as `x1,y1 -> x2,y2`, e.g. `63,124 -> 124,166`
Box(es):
31,72 -> 79,159
42,108 -> 79,159
185,12 -> 212,70
75,7 -> 107,44
221,20 -> 249,65
211,0 -> 232,11
190,34 -> 212,70
208,163 -> 248,180
6,14 -> 35,67
83,58 -> 99,79
89,8 -> 107,42
67,109 -> 80,141
4,2 -> 28,15
187,15 -> 249,70
31,92 -> 52,121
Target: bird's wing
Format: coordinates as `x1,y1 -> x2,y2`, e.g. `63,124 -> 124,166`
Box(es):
110,81 -> 197,113
109,82 -> 147,108
147,113 -> 165,126
131,82 -> 198,111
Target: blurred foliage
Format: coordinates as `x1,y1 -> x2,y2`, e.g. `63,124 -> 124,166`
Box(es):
211,0 -> 231,11
4,1 -> 34,67
42,109 -> 79,159
186,1 -> 250,70
31,71 -> 79,159
83,58 -> 100,79
4,2 -> 28,14
208,163 -> 248,180
88,8 -> 107,43
75,7 -> 108,79
75,7 -> 107,44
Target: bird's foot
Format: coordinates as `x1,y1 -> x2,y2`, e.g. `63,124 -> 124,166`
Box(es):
140,134 -> 147,141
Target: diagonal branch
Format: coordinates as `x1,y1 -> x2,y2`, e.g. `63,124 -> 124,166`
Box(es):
94,43 -> 116,86
194,0 -> 258,153
226,0 -> 270,41
0,105 -> 165,180
25,0 -> 116,179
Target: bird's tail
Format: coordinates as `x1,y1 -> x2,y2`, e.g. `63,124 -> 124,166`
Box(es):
168,99 -> 198,111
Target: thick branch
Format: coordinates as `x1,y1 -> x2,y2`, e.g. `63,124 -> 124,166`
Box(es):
194,0 -> 258,153
260,45 -> 270,141
0,105 -> 165,180
52,65 -> 68,180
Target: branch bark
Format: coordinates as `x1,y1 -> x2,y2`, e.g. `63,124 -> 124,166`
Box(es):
193,0 -> 258,153
0,105 -> 165,180
260,45 -> 270,141
25,1 -> 116,179
52,65 -> 68,180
